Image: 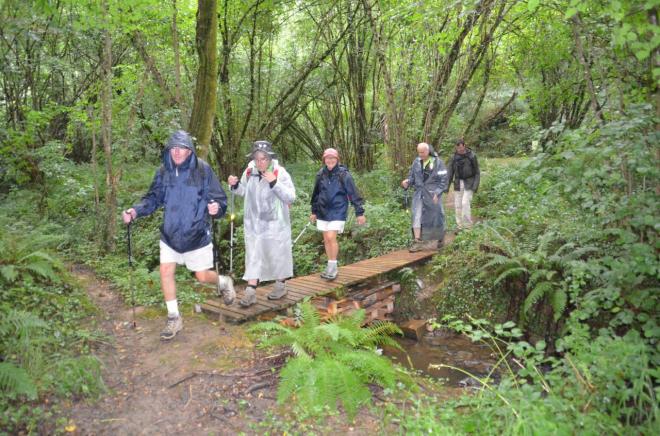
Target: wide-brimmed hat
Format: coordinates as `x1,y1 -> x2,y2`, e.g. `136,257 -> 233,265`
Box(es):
246,140 -> 276,159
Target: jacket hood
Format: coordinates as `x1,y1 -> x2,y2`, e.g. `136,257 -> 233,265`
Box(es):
162,130 -> 197,170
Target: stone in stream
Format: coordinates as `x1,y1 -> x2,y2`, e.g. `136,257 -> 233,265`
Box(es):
399,319 -> 427,340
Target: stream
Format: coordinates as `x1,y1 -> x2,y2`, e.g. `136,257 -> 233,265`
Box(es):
384,329 -> 496,386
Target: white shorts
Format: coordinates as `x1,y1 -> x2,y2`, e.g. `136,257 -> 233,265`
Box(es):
316,219 -> 345,233
159,241 -> 213,272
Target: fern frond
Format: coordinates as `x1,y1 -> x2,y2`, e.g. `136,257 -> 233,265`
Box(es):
1,309 -> 48,339
290,342 -> 313,360
562,245 -> 599,261
354,320 -> 403,349
316,323 -> 356,346
277,356 -> 310,404
550,287 -> 568,321
338,350 -> 399,390
552,241 -> 575,259
0,265 -> 18,283
24,261 -> 58,282
298,301 -> 321,328
19,250 -> 57,264
494,266 -> 528,285
0,362 -> 37,400
335,362 -> 371,420
481,254 -> 519,270
528,269 -> 556,287
523,281 -> 554,315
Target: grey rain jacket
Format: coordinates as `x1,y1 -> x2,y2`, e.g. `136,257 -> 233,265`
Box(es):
406,154 -> 448,240
232,159 -> 296,281
132,131 -> 227,253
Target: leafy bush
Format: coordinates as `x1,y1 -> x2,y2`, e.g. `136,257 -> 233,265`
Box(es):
249,301 -> 411,418
390,315 -> 656,434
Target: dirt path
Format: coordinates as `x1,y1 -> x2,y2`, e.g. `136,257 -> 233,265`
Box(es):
65,266 -> 386,435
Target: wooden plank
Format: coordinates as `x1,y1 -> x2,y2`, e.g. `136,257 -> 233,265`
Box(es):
290,278 -> 344,292
350,281 -> 399,300
201,248 -> 436,323
280,283 -> 321,295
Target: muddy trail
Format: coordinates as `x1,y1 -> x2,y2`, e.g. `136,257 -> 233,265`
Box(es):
64,192 -> 473,434
66,266 -> 394,435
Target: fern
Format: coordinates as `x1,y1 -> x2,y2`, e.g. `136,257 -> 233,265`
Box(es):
0,265 -> 18,283
249,301 -> 406,418
0,229 -> 64,285
523,281 -> 555,315
494,266 -> 528,285
549,287 -> 568,321
0,362 -> 37,400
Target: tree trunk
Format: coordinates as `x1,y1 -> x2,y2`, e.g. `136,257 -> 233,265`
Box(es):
571,14 -> 605,124
361,0 -> 406,173
88,105 -> 100,240
433,0 -> 507,144
463,56 -> 493,138
172,0 -> 184,113
188,0 -> 218,159
132,30 -> 177,106
101,1 -> 117,252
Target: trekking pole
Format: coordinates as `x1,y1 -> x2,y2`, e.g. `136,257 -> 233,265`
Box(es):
403,187 -> 410,213
126,222 -> 137,328
208,201 -> 221,277
229,191 -> 235,274
293,220 -> 312,245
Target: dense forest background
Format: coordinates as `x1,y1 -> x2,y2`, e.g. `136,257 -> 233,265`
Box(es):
0,0 -> 658,433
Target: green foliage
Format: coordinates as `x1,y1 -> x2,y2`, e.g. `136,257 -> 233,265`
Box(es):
249,301 -> 409,418
0,363 -> 37,401
0,227 -> 65,286
394,316 -> 657,434
0,214 -> 104,432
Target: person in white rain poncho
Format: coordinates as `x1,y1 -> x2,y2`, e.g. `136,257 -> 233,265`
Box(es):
227,141 -> 296,307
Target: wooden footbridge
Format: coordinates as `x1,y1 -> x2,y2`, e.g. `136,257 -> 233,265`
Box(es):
201,248 -> 438,323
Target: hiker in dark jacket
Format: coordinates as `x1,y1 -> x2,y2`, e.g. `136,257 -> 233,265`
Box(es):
445,139 -> 480,230
310,148 -> 366,280
122,130 -> 231,341
401,142 -> 448,252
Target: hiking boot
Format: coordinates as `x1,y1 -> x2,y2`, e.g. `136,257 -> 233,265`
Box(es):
217,275 -> 235,305
421,240 -> 438,251
268,280 -> 288,300
436,240 -> 444,251
160,315 -> 182,341
239,286 -> 257,307
320,264 -> 338,280
408,239 -> 424,252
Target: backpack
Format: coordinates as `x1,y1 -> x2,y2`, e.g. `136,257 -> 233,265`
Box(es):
455,154 -> 475,179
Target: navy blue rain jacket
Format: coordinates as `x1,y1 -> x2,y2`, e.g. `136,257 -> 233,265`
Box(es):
133,148 -> 227,253
310,165 -> 364,221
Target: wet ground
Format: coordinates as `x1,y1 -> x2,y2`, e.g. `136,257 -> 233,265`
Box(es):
385,332 -> 496,386
61,266 -> 394,435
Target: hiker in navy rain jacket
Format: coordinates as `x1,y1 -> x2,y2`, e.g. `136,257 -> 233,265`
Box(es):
310,148 -> 366,280
122,130 -> 232,341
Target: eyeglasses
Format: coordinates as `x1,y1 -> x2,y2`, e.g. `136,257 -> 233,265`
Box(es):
255,157 -> 270,162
